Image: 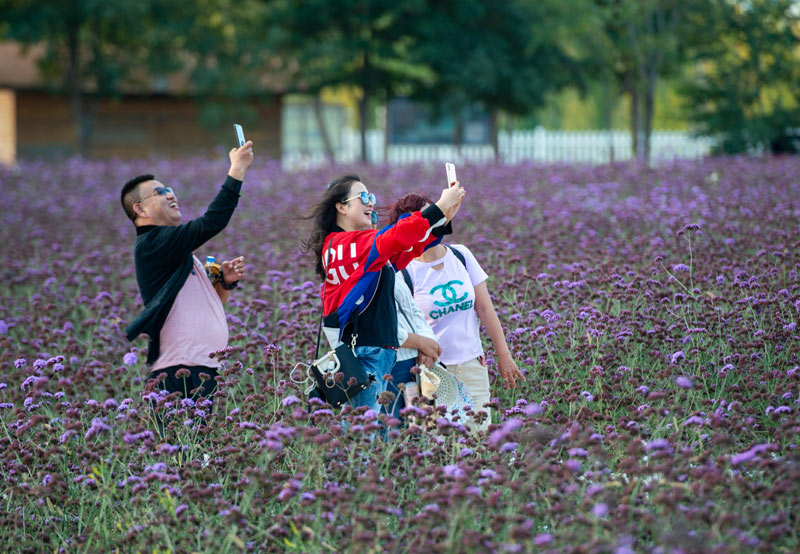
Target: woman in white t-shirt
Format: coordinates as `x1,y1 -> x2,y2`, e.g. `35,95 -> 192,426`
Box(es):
388,193 -> 525,430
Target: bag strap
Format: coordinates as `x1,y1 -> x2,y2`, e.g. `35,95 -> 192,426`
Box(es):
446,244 -> 467,268
395,296 -> 415,334
315,236 -> 359,360
401,245 -> 466,297
401,268 -> 414,295
314,237 -> 335,361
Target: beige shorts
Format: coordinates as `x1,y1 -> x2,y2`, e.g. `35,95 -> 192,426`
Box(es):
446,357 -> 491,431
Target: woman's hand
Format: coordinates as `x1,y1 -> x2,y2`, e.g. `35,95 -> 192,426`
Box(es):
417,354 -> 436,369
497,351 -> 525,389
415,336 -> 442,361
435,183 -> 466,221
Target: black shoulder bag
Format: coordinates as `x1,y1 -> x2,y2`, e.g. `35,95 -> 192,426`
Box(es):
308,239 -> 371,408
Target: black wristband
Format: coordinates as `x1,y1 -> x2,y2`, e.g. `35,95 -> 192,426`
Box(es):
220,277 -> 239,290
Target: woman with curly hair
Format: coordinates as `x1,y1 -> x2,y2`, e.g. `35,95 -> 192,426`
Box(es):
388,192 -> 524,430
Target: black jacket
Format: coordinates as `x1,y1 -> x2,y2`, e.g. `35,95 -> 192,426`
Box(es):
125,176 -> 242,364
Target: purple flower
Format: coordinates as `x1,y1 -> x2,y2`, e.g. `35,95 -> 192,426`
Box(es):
524,402 -> 543,415
84,418 -> 111,440
730,444 -> 773,466
0,320 -> 7,334
592,502 -> 609,517
645,438 -> 672,452
443,464 -> 466,479
488,417 -> 522,448
683,416 -> 705,426
675,376 -> 693,389
533,533 -> 553,546
282,395 -> 300,407
670,350 -> 685,364
103,398 -> 119,410
122,352 -> 138,366
14,358 -> 26,369
672,263 -> 690,272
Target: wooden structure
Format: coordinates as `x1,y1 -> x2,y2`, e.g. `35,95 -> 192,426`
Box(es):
0,42 -> 283,162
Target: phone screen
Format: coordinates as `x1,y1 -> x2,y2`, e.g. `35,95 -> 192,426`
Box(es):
233,124 -> 246,147
445,163 -> 457,186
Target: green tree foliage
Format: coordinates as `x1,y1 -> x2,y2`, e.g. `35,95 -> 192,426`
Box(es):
0,0 -> 183,154
572,0 -> 690,161
167,0 -> 282,129
405,0 -> 577,157
682,0 -> 800,154
270,0 -> 431,162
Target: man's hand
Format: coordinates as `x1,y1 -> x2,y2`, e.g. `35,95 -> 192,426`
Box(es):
434,182 -> 465,222
228,141 -> 254,181
221,256 -> 246,284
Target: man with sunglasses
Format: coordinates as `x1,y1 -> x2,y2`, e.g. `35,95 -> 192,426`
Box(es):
120,141 -> 254,420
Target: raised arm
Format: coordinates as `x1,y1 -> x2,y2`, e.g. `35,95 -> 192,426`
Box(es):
139,143 -> 254,262
375,184 -> 466,268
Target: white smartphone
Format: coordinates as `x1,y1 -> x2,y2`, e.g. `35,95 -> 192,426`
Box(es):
233,123 -> 246,147
445,162 -> 457,187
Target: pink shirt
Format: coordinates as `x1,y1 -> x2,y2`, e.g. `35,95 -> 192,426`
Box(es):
151,256 -> 228,371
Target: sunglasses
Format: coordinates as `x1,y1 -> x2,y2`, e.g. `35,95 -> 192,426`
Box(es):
138,186 -> 174,202
342,191 -> 376,206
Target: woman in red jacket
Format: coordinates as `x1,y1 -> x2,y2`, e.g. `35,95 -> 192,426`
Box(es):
304,175 -> 465,412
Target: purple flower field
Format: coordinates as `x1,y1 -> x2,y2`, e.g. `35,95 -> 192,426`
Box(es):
1,155 -> 799,552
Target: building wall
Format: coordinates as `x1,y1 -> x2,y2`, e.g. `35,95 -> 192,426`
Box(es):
15,91 -> 281,159
0,89 -> 16,165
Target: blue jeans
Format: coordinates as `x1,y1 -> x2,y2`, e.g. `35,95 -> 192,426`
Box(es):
348,346 -> 397,412
385,358 -> 416,419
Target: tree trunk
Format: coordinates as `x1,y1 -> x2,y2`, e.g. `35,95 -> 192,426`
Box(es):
489,108 -> 499,161
358,50 -> 371,163
358,94 -> 369,163
454,113 -> 463,157
603,77 -> 614,163
630,85 -> 641,161
643,64 -> 656,164
66,25 -> 85,156
312,93 -> 335,162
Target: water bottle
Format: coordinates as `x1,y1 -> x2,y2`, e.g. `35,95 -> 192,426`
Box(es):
204,255 -> 221,280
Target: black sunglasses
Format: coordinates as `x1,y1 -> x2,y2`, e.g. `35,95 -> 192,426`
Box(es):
138,186 -> 174,202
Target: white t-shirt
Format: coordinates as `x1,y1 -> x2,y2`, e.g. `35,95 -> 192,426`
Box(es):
404,244 -> 488,365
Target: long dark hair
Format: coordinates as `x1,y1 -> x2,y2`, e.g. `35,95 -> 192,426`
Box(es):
303,174 -> 361,278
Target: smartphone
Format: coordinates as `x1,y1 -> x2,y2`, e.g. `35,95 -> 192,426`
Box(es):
445,162 -> 457,187
233,123 -> 246,147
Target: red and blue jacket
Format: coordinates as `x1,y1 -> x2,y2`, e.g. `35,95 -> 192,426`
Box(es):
321,204 -> 448,344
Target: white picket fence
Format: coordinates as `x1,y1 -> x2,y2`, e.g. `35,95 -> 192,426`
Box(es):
282,126 -> 714,168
